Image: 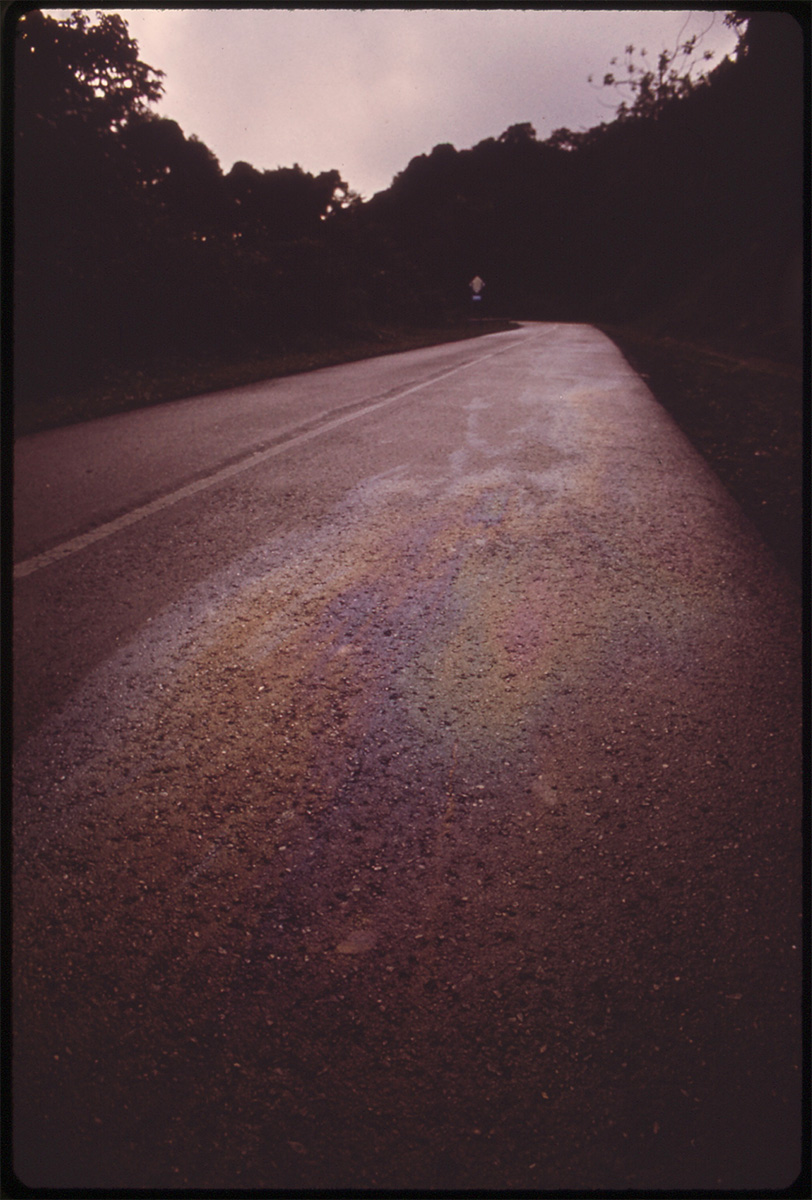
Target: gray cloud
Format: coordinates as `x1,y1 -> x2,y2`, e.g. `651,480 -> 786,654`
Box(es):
112,8 -> 738,198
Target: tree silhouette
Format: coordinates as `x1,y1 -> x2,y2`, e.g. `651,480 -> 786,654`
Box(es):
15,8 -> 163,136
225,161 -> 349,244
589,13 -> 745,121
120,115 -> 225,238
14,9 -> 166,400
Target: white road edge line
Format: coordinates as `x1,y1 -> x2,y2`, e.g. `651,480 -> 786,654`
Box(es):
14,336 -> 528,580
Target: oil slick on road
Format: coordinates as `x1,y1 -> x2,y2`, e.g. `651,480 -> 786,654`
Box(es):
13,325 -> 802,1190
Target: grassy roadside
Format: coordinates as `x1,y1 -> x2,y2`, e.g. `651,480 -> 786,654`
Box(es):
13,319 -> 517,440
601,325 -> 803,591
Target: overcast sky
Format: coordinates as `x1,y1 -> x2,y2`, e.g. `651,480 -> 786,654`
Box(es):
86,8 -> 738,199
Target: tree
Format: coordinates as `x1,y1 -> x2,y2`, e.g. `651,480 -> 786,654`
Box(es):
545,127 -> 588,152
224,161 -> 350,244
15,8 -> 163,138
14,9 -> 165,398
498,122 -> 537,144
15,7 -> 164,228
588,13 -> 745,121
119,114 -> 226,238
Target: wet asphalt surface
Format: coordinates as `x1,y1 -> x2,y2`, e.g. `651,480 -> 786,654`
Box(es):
12,324 -> 802,1190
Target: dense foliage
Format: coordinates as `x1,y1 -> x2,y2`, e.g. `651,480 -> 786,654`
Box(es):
13,9 -> 804,412
368,10 -> 802,351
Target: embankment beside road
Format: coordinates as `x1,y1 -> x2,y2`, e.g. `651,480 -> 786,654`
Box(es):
601,326 -> 802,590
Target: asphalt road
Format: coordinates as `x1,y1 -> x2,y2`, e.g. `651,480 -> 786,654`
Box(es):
13,323 -> 802,1190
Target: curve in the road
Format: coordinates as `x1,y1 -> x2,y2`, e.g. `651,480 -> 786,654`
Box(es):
14,336 -> 529,580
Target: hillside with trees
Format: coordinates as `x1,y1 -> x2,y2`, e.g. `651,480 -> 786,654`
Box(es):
13,9 -> 364,414
13,10 -> 802,405
364,10 -> 802,356
12,8 -> 805,578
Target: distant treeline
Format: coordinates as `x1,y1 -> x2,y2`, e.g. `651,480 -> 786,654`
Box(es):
13,9 -> 803,409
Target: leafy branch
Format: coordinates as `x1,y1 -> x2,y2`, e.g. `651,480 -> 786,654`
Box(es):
589,11 -> 746,120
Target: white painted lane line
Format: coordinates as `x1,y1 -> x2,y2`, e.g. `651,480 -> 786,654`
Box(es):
14,336 -> 529,579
